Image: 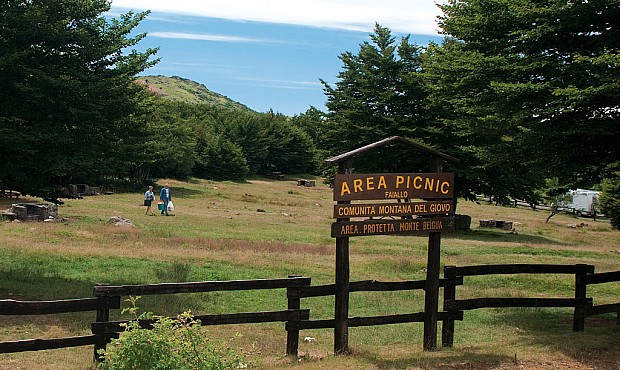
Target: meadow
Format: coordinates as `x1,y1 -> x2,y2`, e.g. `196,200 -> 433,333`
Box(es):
0,177 -> 618,369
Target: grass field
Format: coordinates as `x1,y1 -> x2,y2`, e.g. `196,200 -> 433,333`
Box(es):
0,177 -> 618,369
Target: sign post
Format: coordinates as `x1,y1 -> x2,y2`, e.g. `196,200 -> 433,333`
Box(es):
334,159 -> 352,354
423,156 -> 445,351
325,136 -> 459,354
331,170 -> 454,352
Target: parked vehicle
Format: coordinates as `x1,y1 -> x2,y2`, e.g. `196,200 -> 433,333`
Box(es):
564,189 -> 601,217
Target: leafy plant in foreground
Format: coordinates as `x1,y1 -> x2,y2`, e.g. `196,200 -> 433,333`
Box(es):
98,296 -> 246,369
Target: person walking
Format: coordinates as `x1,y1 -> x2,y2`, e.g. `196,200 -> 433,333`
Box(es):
159,183 -> 171,216
144,185 -> 155,215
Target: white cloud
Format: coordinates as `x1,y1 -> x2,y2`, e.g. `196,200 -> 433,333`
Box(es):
149,32 -> 278,44
232,76 -> 323,90
110,0 -> 444,35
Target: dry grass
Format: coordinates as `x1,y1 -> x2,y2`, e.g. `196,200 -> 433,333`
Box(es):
0,177 -> 619,369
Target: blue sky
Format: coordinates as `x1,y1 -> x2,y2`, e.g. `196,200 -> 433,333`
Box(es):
108,1 -> 445,116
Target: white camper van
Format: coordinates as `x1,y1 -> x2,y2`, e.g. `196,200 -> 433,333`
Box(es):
566,189 -> 600,217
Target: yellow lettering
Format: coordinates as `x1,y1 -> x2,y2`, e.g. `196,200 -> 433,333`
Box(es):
378,176 -> 387,189
425,178 -> 434,191
441,182 -> 450,194
340,182 -> 351,196
366,176 -> 374,190
413,176 -> 422,189
353,179 -> 363,193
396,176 -> 405,188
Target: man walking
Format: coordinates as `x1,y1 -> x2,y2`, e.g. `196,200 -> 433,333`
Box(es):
159,183 -> 171,216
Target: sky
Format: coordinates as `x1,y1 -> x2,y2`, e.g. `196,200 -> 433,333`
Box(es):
108,1 -> 446,116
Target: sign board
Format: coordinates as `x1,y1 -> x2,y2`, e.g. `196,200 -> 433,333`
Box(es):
334,200 -> 454,218
331,217 -> 455,237
333,173 -> 454,201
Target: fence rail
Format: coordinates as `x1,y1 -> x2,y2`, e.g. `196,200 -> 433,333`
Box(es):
93,277 -> 311,296
0,297 -> 120,315
0,334 -> 114,354
92,309 -> 310,334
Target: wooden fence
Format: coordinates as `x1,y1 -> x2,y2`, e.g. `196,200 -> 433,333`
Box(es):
286,277 -> 464,356
0,296 -> 120,354
578,270 -> 620,327
1,266 -> 618,361
0,276 -> 311,361
441,264 -> 620,347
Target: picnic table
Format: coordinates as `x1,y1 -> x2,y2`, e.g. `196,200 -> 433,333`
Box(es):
0,188 -> 20,198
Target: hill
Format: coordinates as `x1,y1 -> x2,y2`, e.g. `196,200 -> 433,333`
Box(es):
135,75 -> 252,111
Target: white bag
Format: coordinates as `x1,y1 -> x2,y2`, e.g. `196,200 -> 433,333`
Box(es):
167,200 -> 174,211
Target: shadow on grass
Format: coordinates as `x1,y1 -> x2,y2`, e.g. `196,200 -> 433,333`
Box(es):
0,262 -> 215,330
350,348 -> 517,370
445,228 -> 566,245
455,307 -> 620,367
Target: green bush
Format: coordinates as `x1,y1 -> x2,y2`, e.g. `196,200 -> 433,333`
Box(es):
98,297 -> 245,370
599,174 -> 620,229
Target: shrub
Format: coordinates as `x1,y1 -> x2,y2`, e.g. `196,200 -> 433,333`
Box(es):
98,297 -> 245,369
599,174 -> 620,229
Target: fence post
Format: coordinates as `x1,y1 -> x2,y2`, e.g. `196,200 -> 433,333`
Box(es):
286,275 -> 303,357
442,266 -> 457,347
93,284 -> 111,363
573,264 -> 592,332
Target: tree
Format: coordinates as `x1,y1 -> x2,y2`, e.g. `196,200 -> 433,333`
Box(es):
321,23 -> 430,173
599,173 -> 620,229
0,0 -> 158,200
426,0 -> 619,200
193,132 -> 249,181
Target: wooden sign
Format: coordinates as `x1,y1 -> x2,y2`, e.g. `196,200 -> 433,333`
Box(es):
333,173 -> 454,201
334,201 -> 453,218
331,217 -> 455,237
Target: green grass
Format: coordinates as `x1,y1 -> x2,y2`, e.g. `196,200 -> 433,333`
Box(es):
0,177 -> 618,369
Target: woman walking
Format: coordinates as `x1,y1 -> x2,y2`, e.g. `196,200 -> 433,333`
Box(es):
144,185 -> 155,215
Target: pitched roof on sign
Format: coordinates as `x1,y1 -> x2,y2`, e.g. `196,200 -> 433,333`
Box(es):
325,136 -> 459,165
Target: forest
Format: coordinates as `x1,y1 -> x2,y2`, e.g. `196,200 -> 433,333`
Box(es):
0,0 -> 618,224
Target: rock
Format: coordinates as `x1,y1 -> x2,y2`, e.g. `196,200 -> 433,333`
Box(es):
256,209 -> 266,213
108,216 -> 134,227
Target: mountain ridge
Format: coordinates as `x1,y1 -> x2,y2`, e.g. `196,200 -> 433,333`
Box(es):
135,75 -> 253,111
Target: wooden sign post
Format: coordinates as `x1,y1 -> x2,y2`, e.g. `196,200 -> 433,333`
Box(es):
423,156 -> 445,351
325,136 -> 459,354
334,159 -> 352,354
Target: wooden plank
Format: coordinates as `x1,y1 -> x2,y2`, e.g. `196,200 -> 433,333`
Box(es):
573,265 -> 590,332
331,217 -> 454,237
333,173 -> 454,201
334,159 -> 351,355
287,278 -> 460,299
333,201 -> 454,218
582,271 -> 620,285
0,297 -> 120,315
324,136 -> 459,165
93,277 -> 311,297
447,297 -> 593,311
450,264 -> 594,277
442,266 -> 457,348
286,275 -> 306,357
424,231 -> 441,351
92,309 -> 310,334
0,335 -> 106,353
585,303 -> 620,317
286,311 -> 464,331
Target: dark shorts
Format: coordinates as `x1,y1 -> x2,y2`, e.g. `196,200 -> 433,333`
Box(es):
144,199 -> 152,206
